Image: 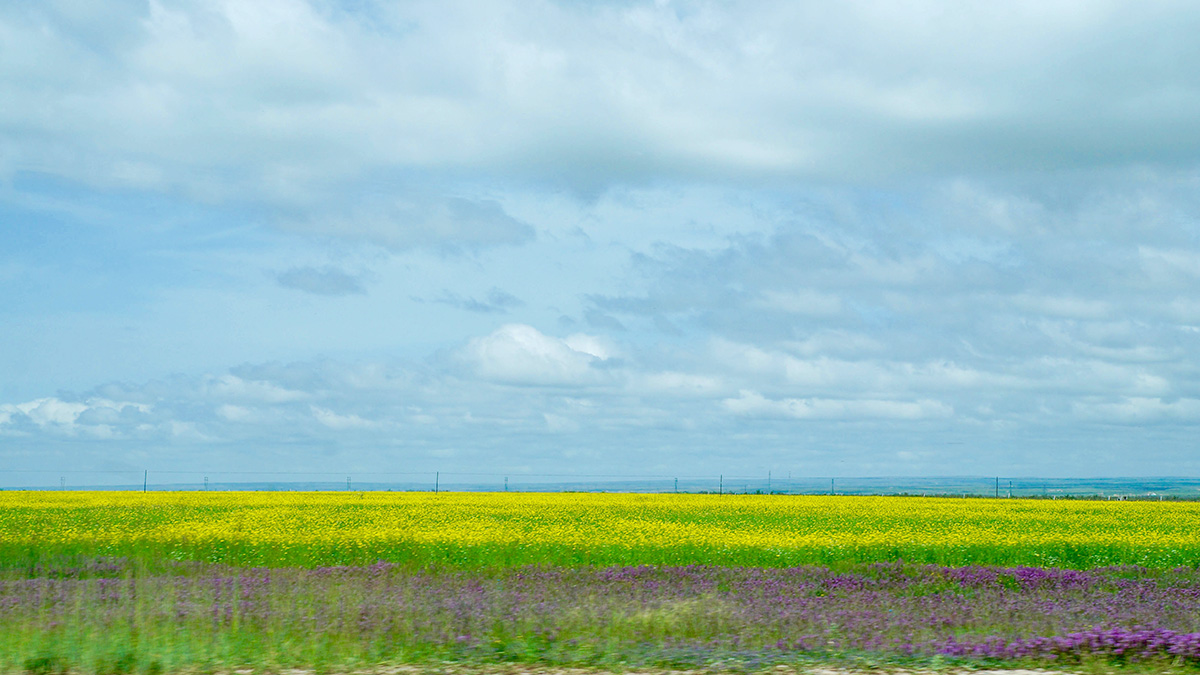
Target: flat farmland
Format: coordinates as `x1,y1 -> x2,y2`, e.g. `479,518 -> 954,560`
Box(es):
3,492 -> 1200,673
4,492 -> 1199,568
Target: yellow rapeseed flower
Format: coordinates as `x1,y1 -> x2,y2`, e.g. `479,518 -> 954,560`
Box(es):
2,492 -> 1197,568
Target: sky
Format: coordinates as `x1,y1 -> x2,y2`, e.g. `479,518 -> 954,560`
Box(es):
3,1 -> 1200,486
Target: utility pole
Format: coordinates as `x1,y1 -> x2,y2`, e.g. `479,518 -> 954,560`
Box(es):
674,477 -> 678,493
204,476 -> 209,491
435,472 -> 439,494
504,477 -> 508,492
60,477 -> 65,491
347,476 -> 351,491
719,474 -> 723,495
143,470 -> 148,493
995,477 -> 999,498
831,478 -> 835,495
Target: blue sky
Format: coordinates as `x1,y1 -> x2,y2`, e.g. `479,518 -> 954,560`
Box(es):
3,1 -> 1200,485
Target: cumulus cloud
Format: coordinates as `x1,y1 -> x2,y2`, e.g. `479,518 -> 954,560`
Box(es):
562,333 -> 616,361
10,398 -> 89,426
2,335 -> 1198,479
0,397 -> 151,437
6,173 -> 1200,478
6,2 -> 1200,480
461,324 -> 612,386
309,405 -> 375,430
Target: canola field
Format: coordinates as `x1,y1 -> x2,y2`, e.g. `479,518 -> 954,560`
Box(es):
3,491 -> 1200,569
6,492 -> 1200,673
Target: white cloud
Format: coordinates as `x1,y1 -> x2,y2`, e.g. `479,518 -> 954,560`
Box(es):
6,0 -> 1200,206
7,2 -> 1200,479
0,397 -> 151,436
1011,294 -> 1111,320
634,371 -> 724,397
202,374 -> 307,403
2,337 -> 1198,478
462,324 -> 610,386
215,404 -> 254,422
168,420 -> 211,441
563,333 -> 616,361
709,341 -> 1016,395
1021,358 -> 1173,396
309,405 -> 375,430
723,390 -> 953,420
14,398 -> 89,426
1072,397 -> 1200,424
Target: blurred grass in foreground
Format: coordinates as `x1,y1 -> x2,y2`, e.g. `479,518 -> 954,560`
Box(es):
5,562 -> 1200,674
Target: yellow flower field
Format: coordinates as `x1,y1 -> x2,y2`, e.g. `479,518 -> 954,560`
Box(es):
3,491 -> 1198,568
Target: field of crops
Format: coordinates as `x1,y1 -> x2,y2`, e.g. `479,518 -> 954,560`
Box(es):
4,492 -> 1200,674
5,491 -> 1200,568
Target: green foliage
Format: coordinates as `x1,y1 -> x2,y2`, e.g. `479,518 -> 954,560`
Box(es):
22,656 -> 67,675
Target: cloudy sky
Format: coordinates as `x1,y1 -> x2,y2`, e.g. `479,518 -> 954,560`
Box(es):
4,1 -> 1200,486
